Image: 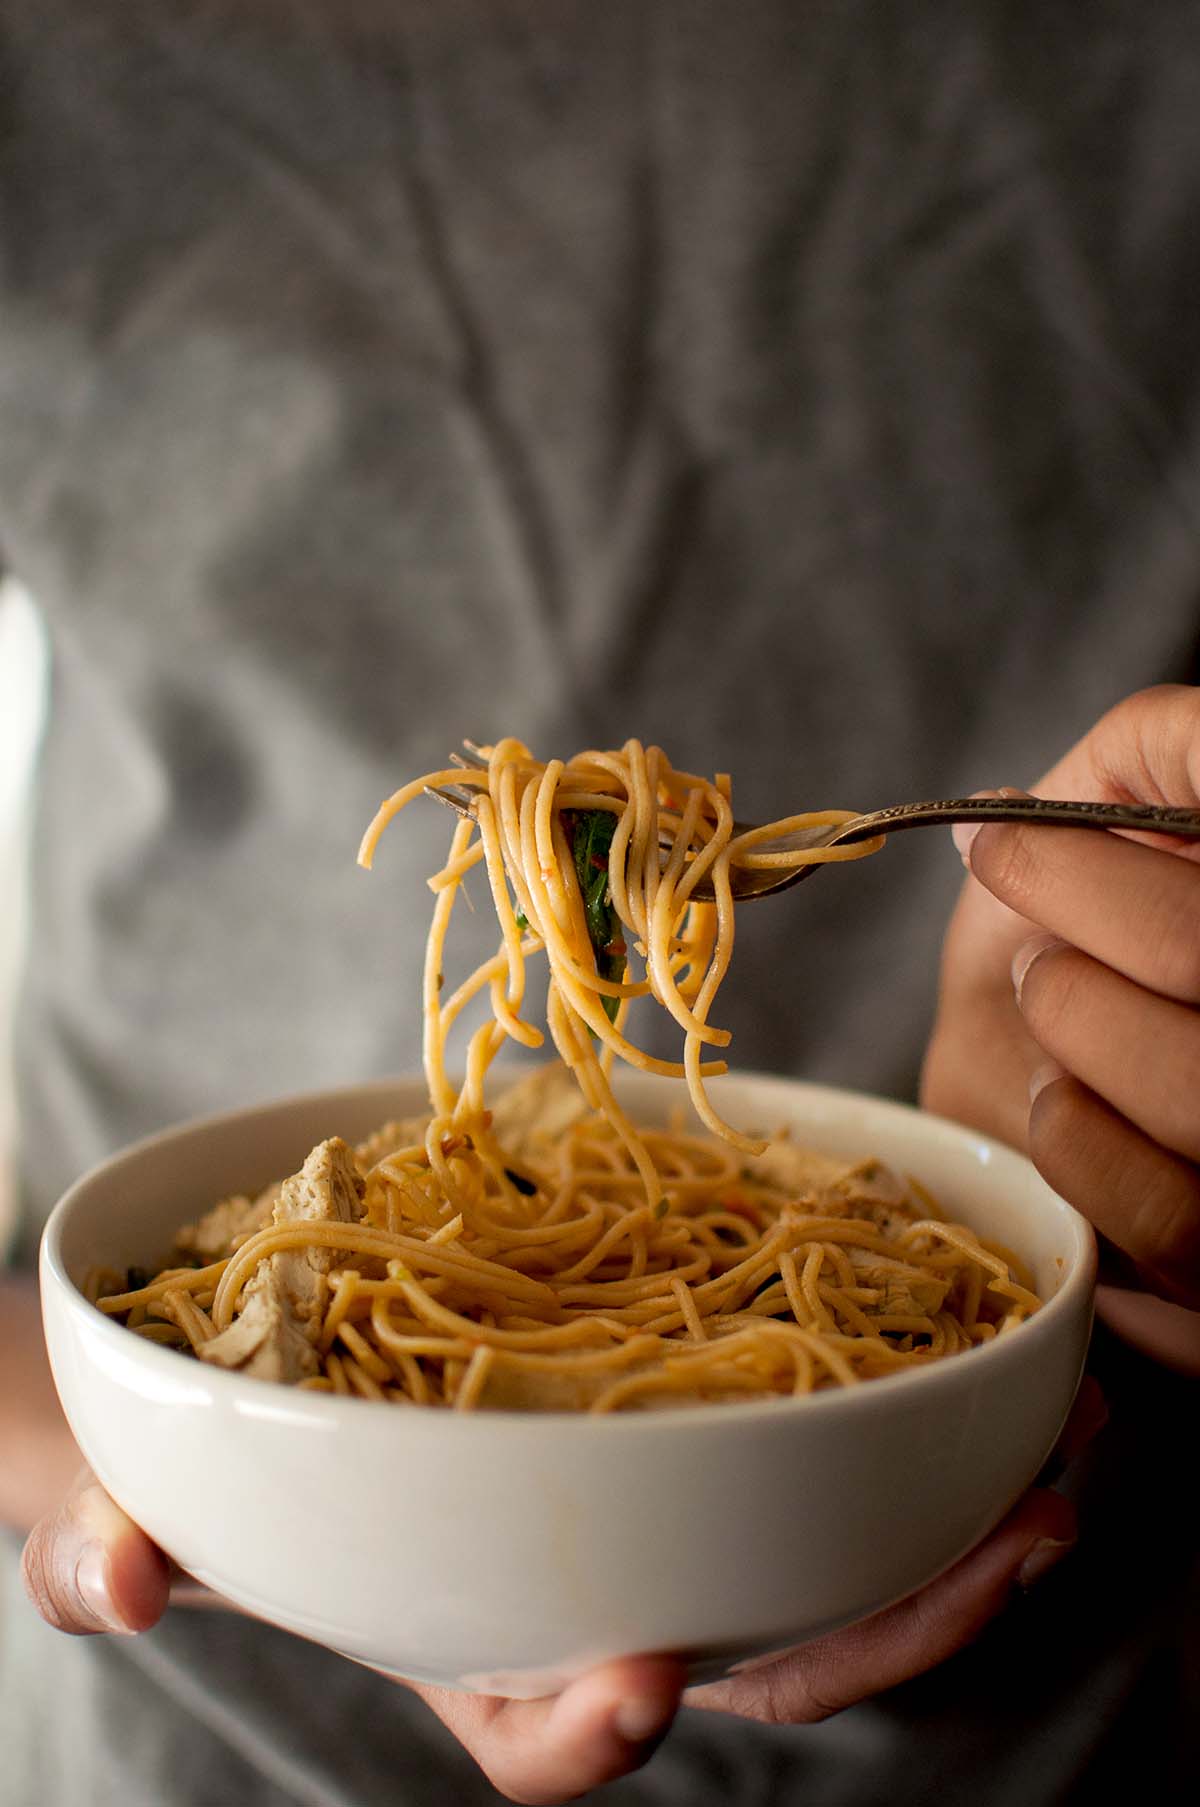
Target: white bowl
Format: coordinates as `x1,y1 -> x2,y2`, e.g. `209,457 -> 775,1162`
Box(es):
41,1071 -> 1095,1697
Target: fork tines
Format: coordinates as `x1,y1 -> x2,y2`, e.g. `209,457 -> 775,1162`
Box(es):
453,742 -> 489,770
424,783 -> 480,820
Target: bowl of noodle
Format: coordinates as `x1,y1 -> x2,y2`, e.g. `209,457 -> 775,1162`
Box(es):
45,739 -> 1096,1690
41,1063 -> 1094,1696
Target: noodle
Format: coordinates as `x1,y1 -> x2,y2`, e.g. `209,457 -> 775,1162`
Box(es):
95,739 -> 1041,1410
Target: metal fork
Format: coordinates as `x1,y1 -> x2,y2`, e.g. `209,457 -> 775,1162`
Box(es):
425,759 -> 1200,904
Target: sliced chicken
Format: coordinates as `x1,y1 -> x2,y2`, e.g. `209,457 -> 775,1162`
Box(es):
175,1181 -> 281,1262
354,1113 -> 431,1172
744,1137 -> 853,1201
354,1066 -> 587,1182
473,1350 -> 656,1413
846,1246 -> 949,1319
827,1161 -> 923,1239
743,1140 -> 922,1238
200,1137 -> 364,1383
487,1062 -> 588,1162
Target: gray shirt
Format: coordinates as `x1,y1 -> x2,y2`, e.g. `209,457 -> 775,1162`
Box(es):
2,2 -> 1197,1801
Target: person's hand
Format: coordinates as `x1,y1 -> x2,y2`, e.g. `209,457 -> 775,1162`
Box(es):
23,1449 -> 1086,1804
922,683 -> 1200,1372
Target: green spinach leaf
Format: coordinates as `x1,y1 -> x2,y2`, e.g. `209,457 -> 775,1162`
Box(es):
568,809 -> 626,1023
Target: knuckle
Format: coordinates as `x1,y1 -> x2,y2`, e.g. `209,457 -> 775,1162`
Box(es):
1092,685 -> 1200,803
1099,684 -> 1192,763
730,1649 -> 847,1726
758,1666 -> 813,1724
1144,916 -> 1200,1005
783,1662 -> 844,1725
1140,683 -> 1200,752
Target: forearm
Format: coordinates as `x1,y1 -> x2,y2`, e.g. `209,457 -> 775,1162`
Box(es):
0,1272 -> 85,1530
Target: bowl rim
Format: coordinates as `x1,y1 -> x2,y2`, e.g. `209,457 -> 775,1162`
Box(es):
41,1071 -> 1097,1434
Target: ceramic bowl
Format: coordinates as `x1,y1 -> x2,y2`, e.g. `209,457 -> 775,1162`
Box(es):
40,1070 -> 1095,1696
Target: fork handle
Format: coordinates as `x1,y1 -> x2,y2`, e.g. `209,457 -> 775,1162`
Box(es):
834,796 -> 1200,845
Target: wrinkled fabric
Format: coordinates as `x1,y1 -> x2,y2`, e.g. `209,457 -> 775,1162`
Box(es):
1,2 -> 1198,1801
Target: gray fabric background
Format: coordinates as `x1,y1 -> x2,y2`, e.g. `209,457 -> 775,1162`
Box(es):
1,2 -> 1198,1801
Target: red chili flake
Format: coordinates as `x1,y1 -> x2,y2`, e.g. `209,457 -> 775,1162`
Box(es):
722,1194 -> 764,1227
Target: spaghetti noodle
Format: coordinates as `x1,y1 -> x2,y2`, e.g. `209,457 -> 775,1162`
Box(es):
94,740 -> 1041,1410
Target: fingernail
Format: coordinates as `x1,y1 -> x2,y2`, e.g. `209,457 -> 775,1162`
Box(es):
951,821 -> 981,868
74,1543 -> 136,1635
1012,932 -> 1064,1004
1017,1537 -> 1075,1590
613,1694 -> 672,1744
1029,1060 -> 1066,1104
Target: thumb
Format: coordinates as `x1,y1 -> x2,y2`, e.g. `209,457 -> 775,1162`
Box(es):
1058,683 -> 1200,821
924,685 -> 1200,1146
949,684 -> 1200,982
21,1468 -> 171,1636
